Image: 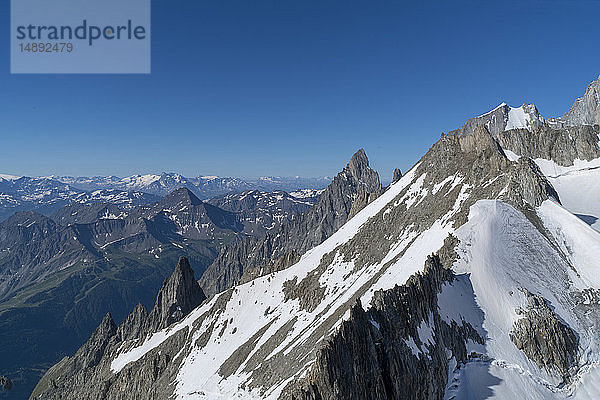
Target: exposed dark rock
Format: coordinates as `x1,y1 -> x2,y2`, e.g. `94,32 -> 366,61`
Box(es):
505,156 -> 561,207
74,313 -> 117,370
240,250 -> 300,284
117,303 -> 148,341
146,257 -> 206,331
30,257 -> 205,400
0,375 -> 12,391
348,187 -> 381,219
510,290 -> 579,381
497,124 -> 600,167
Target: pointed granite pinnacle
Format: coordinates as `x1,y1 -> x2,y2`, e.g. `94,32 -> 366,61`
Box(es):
148,257 -> 207,330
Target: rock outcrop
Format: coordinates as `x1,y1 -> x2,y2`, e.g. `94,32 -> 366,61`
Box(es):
496,124 -> 600,166
280,256 -> 483,399
199,148 -> 382,297
391,168 -> 403,184
451,102 -> 544,137
510,290 -> 578,381
146,257 -> 207,330
0,375 -> 12,391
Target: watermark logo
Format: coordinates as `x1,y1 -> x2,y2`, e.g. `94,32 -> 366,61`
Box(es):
11,0 -> 151,74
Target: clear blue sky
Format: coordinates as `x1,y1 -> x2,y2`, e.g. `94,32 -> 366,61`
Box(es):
1,0 -> 599,180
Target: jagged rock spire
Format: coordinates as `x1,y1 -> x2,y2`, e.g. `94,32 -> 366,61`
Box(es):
74,313 -> 117,369
392,168 -> 403,184
147,257 -> 206,330
199,148 -> 383,297
346,149 -> 382,193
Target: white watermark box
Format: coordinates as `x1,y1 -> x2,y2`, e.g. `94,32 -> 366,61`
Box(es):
11,0 -> 151,74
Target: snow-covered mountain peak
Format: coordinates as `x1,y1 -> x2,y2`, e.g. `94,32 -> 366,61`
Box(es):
0,174 -> 22,181
455,101 -> 545,137
35,116 -> 600,399
505,102 -> 545,131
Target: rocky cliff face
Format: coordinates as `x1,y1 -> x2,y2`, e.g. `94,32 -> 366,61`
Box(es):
496,124 -> 600,166
558,75 -> 600,127
146,257 -> 207,330
198,148 -> 382,297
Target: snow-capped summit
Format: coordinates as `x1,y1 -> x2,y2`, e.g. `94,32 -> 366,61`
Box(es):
505,102 -> 545,131
0,174 -> 21,181
453,102 -> 545,137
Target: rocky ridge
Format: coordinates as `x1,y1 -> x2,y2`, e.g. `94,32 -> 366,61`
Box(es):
207,190 -> 315,236
279,256 -> 483,400
30,76 -> 600,400
31,119 -> 571,399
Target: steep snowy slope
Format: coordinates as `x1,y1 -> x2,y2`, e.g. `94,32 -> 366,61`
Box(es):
444,199 -> 600,399
494,123 -> 600,232
534,159 -> 600,232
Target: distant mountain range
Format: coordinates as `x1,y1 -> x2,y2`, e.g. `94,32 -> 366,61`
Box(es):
57,174 -> 331,198
0,174 -> 330,222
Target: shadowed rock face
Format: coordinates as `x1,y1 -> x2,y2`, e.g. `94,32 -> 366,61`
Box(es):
510,291 -> 579,381
0,375 -> 12,391
146,257 -> 207,330
199,148 -> 382,297
496,124 -> 600,167
75,313 -> 118,370
30,257 -> 205,400
279,256 -> 483,400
